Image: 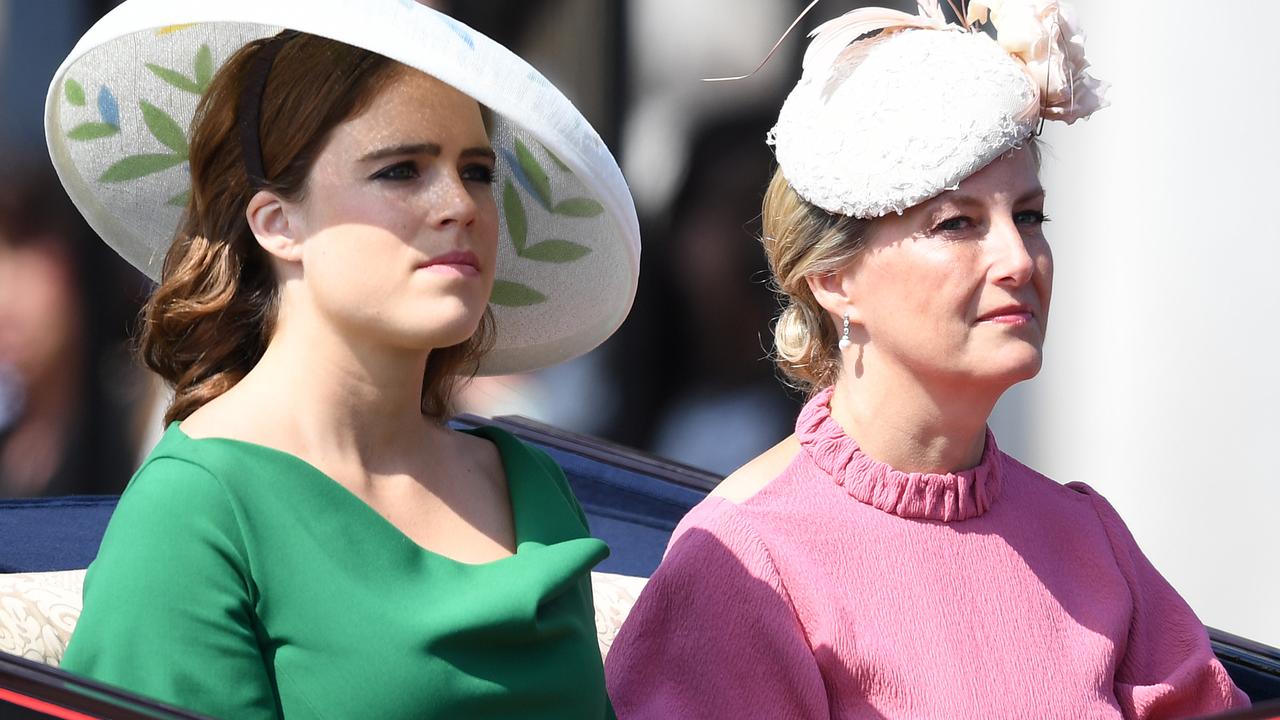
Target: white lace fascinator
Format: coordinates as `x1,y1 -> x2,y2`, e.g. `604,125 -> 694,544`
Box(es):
765,0 -> 1108,218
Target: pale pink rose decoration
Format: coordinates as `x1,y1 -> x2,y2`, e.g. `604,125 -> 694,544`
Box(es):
967,0 -> 1109,123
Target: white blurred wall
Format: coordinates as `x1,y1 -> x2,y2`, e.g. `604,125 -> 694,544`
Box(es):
990,0 -> 1280,645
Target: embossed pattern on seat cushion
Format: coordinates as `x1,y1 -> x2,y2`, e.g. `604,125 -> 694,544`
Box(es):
0,569 -> 85,666
590,572 -> 647,660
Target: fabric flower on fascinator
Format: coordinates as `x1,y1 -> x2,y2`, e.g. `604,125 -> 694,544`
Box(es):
967,0 -> 1109,123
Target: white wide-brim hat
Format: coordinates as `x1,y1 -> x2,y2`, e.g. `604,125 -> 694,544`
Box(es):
45,0 -> 640,376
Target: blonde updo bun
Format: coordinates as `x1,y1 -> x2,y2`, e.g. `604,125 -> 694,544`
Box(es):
761,168 -> 874,395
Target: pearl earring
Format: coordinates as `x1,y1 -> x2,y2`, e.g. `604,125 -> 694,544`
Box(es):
838,313 -> 852,351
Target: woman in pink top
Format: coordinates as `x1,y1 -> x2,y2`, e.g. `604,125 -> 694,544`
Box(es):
605,2 -> 1249,718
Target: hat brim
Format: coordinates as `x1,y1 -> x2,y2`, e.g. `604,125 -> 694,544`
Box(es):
45,0 -> 640,376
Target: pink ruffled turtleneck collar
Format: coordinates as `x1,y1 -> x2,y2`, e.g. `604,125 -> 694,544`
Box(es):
795,386 -> 1004,522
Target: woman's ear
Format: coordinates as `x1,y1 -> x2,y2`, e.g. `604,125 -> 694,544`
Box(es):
805,267 -> 862,325
245,190 -> 303,263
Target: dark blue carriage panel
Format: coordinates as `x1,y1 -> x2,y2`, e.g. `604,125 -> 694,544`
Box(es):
545,450 -> 699,577
1211,628 -> 1280,710
0,495 -> 117,573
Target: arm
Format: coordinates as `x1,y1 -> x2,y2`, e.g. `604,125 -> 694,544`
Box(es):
1070,482 -> 1250,718
61,457 -> 279,720
605,499 -> 827,719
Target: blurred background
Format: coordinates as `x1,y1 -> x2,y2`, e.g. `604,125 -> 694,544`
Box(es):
1,0 -> 1276,646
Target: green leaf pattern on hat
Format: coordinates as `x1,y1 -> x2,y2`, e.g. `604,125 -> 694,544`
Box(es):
64,80 -> 120,141
145,44 -> 213,95
65,43 -> 212,196
491,138 -> 600,307
63,37 -> 602,311
489,279 -> 545,307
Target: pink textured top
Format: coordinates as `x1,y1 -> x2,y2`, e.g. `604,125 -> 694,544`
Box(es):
606,387 -> 1248,719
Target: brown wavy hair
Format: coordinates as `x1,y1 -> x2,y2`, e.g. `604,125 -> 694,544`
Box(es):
140,32 -> 495,425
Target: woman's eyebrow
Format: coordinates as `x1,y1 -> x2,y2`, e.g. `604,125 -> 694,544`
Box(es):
930,187 -> 1046,209
359,143 -> 495,163
1017,186 -> 1047,204
360,142 -> 439,162
460,146 -> 497,163
928,192 -> 984,210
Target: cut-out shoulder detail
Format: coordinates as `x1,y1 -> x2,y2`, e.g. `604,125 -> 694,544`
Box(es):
711,434 -> 801,504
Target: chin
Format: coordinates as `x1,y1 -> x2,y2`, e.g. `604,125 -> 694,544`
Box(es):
429,314 -> 488,349
403,322 -> 481,352
989,350 -> 1044,386
413,293 -> 489,338
955,337 -> 1042,385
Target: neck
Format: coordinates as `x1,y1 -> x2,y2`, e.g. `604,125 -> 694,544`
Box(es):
230,307 -> 445,464
828,354 -> 1000,474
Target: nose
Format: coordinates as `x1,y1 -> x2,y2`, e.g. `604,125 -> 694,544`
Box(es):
989,216 -> 1035,287
426,171 -> 478,229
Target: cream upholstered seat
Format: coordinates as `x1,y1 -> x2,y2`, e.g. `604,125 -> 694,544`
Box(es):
0,570 -> 647,667
0,570 -> 84,665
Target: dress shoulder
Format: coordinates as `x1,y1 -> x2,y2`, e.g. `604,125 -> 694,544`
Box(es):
137,424 -> 306,500
605,498 -> 827,719
112,450 -> 251,560
665,496 -> 790,594
1061,480 -> 1137,547
463,424 -> 592,535
62,452 -> 277,718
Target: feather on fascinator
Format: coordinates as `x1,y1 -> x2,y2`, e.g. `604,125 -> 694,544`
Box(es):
762,0 -> 1108,218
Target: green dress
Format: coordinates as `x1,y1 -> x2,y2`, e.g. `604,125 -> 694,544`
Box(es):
61,424 -> 614,720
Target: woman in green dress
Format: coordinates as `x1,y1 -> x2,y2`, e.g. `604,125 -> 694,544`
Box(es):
45,1 -> 639,718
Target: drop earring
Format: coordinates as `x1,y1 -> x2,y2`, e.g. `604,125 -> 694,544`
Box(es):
838,313 -> 852,351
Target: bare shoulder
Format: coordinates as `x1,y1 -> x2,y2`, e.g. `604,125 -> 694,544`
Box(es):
176,391 -> 271,442
452,427 -> 507,485
710,434 -> 802,504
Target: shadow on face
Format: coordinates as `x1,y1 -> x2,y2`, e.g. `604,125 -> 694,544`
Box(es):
266,66 -> 500,353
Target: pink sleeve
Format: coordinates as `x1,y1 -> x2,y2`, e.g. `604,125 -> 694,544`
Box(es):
1071,483 -> 1251,718
604,498 -> 828,719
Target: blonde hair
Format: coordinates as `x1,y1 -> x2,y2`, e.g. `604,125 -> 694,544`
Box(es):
760,168 -> 875,395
